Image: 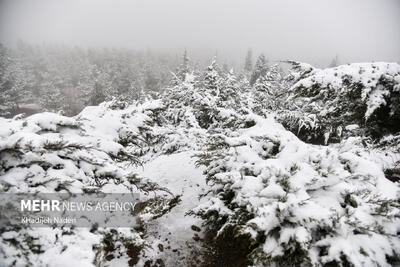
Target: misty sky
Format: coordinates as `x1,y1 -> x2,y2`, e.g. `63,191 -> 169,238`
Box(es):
0,0 -> 399,67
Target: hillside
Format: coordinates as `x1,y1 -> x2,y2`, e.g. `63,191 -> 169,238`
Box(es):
0,62 -> 399,266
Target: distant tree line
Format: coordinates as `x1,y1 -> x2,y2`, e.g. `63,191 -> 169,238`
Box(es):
0,41 -> 179,116
0,42 -> 290,117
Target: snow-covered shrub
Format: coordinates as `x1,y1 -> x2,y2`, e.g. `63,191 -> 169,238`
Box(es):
377,135 -> 400,183
194,114 -> 400,266
0,110 -> 177,266
0,112 -> 144,192
279,62 -> 400,144
337,135 -> 400,184
75,96 -> 205,163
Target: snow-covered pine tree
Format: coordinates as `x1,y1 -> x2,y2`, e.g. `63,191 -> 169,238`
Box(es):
88,69 -> 113,106
172,49 -> 190,85
185,59 -> 221,129
0,48 -> 33,115
236,73 -> 253,109
250,54 -> 269,86
164,71 -> 199,125
252,64 -> 284,114
0,44 -> 13,116
165,59 -> 251,132
217,69 -> 241,109
144,67 -> 159,91
40,80 -> 65,113
202,58 -> 221,94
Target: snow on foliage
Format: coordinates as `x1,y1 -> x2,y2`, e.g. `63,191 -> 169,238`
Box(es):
163,60 -> 252,132
252,64 -> 286,113
0,105 -> 178,266
194,112 -> 400,266
280,62 -> 400,144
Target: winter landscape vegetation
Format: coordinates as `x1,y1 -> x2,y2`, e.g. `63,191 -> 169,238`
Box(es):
0,0 -> 400,266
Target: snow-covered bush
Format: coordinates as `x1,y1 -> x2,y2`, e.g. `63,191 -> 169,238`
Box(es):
0,110 -> 177,266
194,114 -> 400,266
279,62 -> 400,144
75,96 -> 206,163
338,134 -> 400,184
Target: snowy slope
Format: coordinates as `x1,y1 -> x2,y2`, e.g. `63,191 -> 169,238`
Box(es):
136,152 -> 209,266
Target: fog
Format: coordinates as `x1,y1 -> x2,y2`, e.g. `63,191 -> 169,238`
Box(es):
1,0 -> 399,67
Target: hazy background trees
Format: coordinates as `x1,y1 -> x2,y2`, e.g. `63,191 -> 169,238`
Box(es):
0,41 -> 344,118
0,41 -> 179,116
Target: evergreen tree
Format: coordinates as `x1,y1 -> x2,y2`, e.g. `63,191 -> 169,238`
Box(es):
222,62 -> 229,73
202,58 -> 221,94
218,69 -> 240,108
144,67 -> 159,91
40,77 -> 65,113
0,52 -> 32,114
88,70 -> 112,106
250,54 -> 268,86
253,64 -> 283,113
0,44 -> 12,116
244,48 -> 253,73
174,49 -> 190,84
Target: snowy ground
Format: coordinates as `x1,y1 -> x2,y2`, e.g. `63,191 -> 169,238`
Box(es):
135,151 -> 209,266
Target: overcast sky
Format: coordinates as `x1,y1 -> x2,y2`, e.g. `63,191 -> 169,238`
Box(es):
0,0 -> 399,67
